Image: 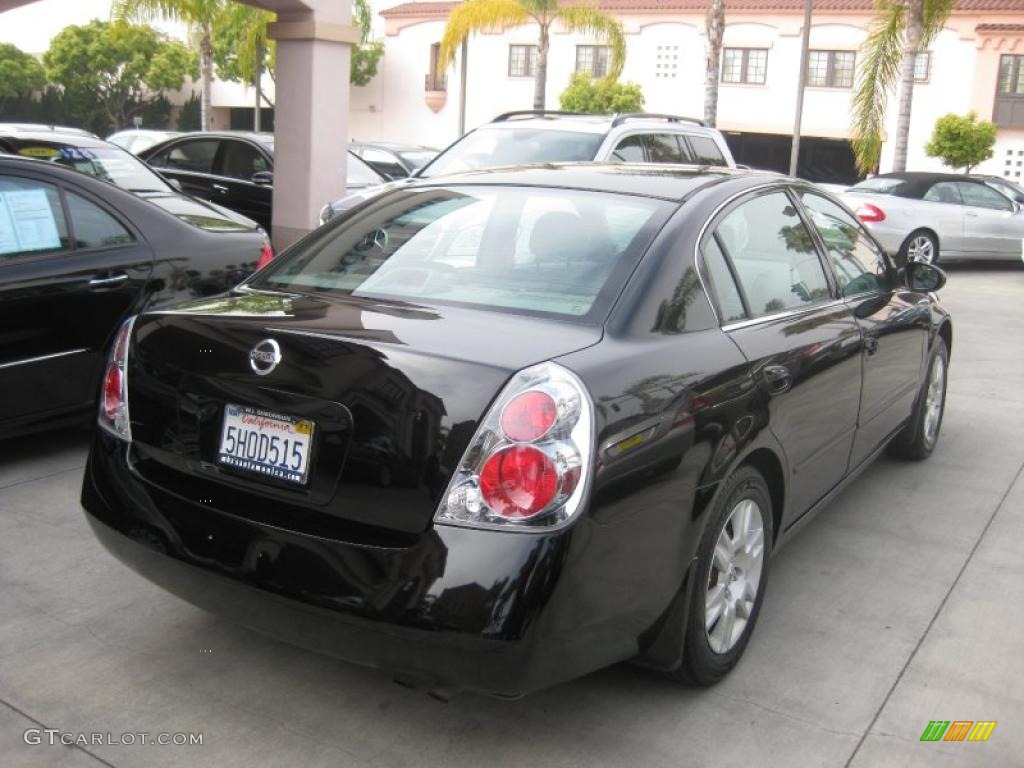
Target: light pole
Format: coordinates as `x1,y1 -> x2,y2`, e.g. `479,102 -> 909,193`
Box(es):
789,0 -> 813,177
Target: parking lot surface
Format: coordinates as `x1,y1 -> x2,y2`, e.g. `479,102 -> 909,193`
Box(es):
2,264 -> 1022,768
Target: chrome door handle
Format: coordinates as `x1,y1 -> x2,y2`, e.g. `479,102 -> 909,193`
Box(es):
89,272 -> 129,289
212,183 -> 229,193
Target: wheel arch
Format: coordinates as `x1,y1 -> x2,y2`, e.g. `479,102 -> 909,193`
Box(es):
739,447 -> 785,545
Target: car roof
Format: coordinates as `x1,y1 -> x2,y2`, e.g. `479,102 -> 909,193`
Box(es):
870,171 -> 975,183
352,142 -> 435,151
0,130 -> 114,149
479,112 -> 714,137
0,123 -> 99,138
405,162 -> 782,201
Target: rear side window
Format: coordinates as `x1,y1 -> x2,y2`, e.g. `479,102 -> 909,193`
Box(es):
65,192 -> 133,249
251,186 -> 671,321
646,134 -> 688,163
156,140 -> 219,173
688,135 -> 727,166
0,176 -> 69,260
703,236 -> 746,323
923,182 -> 962,204
715,191 -> 830,317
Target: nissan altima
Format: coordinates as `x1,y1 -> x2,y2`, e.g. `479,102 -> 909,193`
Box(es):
81,165 -> 952,697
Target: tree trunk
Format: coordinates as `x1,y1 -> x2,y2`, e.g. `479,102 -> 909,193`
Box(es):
892,0 -> 923,172
534,24 -> 549,111
254,39 -> 263,133
200,25 -> 213,131
704,0 -> 725,127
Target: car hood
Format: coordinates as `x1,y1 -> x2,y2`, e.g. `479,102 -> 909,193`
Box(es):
137,191 -> 262,232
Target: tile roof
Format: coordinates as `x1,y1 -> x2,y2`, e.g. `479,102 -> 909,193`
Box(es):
976,23 -> 1024,32
382,0 -> 1024,17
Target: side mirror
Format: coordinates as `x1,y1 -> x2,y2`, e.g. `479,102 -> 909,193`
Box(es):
252,170 -> 274,186
904,261 -> 947,292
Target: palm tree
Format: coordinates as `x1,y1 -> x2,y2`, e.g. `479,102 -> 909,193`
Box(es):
438,0 -> 626,111
113,0 -> 226,131
703,0 -> 725,127
851,0 -> 954,173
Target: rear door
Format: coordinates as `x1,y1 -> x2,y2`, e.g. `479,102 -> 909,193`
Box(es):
796,190 -> 927,467
146,137 -> 221,202
211,138 -> 274,230
702,187 -> 863,524
955,180 -> 1023,258
0,170 -> 153,428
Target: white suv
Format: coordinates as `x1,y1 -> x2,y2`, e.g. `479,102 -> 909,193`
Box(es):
321,111 -> 735,222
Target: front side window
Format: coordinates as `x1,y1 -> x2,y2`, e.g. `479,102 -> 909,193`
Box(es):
420,127 -> 603,178
508,45 -> 538,77
715,191 -> 831,317
956,181 -> 1014,211
807,50 -> 856,88
611,135 -> 646,162
576,45 -> 611,78
250,187 -> 671,321
0,176 -> 69,260
219,141 -> 269,180
65,192 -> 134,250
799,192 -> 886,297
722,48 -> 768,85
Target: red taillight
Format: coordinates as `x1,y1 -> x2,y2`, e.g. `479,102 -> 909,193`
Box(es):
480,445 -> 558,519
855,203 -> 886,222
102,365 -> 122,421
500,391 -> 557,441
256,241 -> 274,269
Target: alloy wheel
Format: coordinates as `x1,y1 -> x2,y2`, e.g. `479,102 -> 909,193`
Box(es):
705,498 -> 765,654
908,235 -> 935,264
923,353 -> 946,448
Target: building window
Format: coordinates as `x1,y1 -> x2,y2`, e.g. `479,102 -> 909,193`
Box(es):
995,55 -> 1024,128
721,48 -> 768,85
913,52 -> 931,83
576,45 -> 611,78
655,44 -> 679,79
425,43 -> 447,91
807,50 -> 855,88
508,45 -> 538,77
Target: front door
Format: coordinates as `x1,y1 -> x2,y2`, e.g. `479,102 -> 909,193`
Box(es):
956,180 -> 1023,259
212,139 -> 274,230
0,172 -> 153,430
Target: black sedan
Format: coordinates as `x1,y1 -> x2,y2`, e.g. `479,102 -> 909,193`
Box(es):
0,154 -> 271,440
81,165 -> 952,697
139,132 -> 387,232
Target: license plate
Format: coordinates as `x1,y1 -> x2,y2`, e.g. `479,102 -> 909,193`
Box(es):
217,404 -> 315,485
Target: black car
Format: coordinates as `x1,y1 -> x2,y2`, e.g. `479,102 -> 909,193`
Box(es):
0,128 -> 264,232
0,155 -> 271,440
350,142 -> 438,179
139,132 -> 387,232
81,165 -> 951,697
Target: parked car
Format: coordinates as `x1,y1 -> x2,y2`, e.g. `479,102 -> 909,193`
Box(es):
351,142 -> 438,179
320,111 -> 736,222
139,131 -> 387,232
107,129 -> 182,155
0,123 -> 98,139
0,154 -> 271,440
840,171 -> 1024,264
0,128 -> 265,233
82,164 -> 952,697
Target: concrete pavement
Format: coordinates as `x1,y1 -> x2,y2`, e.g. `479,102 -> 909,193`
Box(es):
2,264 -> 1022,768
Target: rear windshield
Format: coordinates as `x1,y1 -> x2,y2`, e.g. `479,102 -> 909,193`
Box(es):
420,127 -> 604,178
15,143 -> 172,193
848,177 -> 906,195
249,186 -> 671,321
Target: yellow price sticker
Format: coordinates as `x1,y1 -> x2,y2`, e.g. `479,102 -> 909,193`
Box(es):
18,147 -> 61,158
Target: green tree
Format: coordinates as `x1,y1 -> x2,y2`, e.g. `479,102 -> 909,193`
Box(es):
113,0 -> 225,131
0,43 -> 46,115
350,0 -> 384,87
178,92 -> 201,130
212,2 -> 274,107
438,0 -> 626,110
851,0 -> 954,173
559,72 -> 643,113
43,20 -> 192,133
925,112 -> 996,173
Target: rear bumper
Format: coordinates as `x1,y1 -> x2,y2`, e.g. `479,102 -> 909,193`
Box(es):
81,432 -> 644,697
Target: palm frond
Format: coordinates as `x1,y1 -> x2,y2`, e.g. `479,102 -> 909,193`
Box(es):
557,5 -> 626,81
921,0 -> 955,47
112,0 -> 223,27
850,0 -> 905,173
438,0 -> 530,71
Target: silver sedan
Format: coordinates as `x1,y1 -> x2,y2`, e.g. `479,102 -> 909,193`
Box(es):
838,172 -> 1024,264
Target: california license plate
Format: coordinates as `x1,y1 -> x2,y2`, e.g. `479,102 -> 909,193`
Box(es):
217,404 -> 315,485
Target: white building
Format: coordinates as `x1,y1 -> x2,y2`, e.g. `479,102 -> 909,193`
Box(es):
348,0 -> 1024,182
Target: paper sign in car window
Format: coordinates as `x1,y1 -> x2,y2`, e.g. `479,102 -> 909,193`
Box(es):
18,146 -> 61,158
0,189 -> 61,255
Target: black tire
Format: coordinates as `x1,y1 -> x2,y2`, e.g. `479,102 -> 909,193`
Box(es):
888,338 -> 949,461
669,465 -> 774,686
899,229 -> 939,266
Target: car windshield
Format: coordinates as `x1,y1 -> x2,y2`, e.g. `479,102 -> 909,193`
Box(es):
397,150 -> 436,170
31,144 -> 171,193
347,153 -> 385,185
249,186 -> 671,321
848,177 -> 906,195
419,127 -> 604,178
